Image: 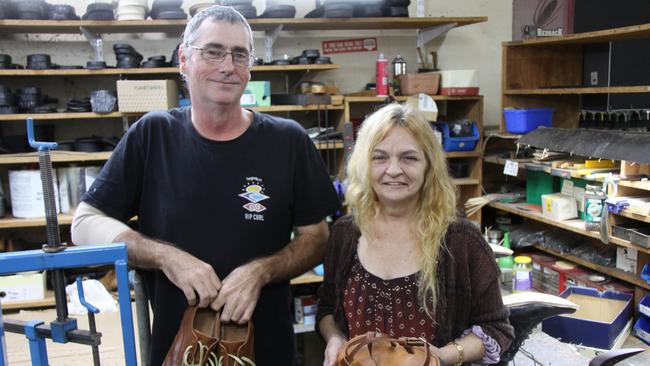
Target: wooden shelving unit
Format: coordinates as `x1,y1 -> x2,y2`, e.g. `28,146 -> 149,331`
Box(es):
494,22 -> 650,304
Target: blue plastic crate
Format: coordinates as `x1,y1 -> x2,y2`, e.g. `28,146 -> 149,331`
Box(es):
503,108 -> 554,134
433,121 -> 480,152
641,295 -> 650,318
633,315 -> 650,345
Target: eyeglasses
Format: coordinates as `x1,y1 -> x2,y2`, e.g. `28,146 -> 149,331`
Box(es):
188,44 -> 254,68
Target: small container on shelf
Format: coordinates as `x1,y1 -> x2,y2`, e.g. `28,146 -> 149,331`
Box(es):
503,107 -> 554,134
433,120 -> 480,152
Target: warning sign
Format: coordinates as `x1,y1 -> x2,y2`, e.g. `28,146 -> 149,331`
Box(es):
322,38 -> 377,54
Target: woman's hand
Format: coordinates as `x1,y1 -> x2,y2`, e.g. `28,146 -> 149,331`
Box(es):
323,334 -> 347,366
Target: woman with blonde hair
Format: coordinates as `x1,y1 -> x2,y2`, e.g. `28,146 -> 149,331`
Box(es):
317,103 -> 513,366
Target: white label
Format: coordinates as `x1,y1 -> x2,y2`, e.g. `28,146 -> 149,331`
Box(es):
240,93 -> 256,106
418,93 -> 438,113
503,160 -> 519,176
561,179 -> 574,196
590,71 -> 598,85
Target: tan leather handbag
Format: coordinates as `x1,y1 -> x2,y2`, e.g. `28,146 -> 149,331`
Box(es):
336,332 -> 441,366
163,306 -> 255,366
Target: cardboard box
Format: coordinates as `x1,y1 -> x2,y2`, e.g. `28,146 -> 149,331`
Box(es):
117,79 -> 178,112
438,70 -> 479,96
0,271 -> 46,303
241,81 -> 270,107
398,72 -> 440,96
542,193 -> 578,221
513,0 -> 575,41
542,287 -> 633,349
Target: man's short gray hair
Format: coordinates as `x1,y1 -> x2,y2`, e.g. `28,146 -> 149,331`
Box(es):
181,5 -> 254,56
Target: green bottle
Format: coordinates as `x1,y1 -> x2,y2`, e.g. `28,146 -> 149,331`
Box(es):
497,231 -> 514,269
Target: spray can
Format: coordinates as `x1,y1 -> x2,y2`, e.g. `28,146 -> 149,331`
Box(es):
376,53 -> 389,97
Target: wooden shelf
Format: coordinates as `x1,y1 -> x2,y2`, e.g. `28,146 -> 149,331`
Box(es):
532,243 -> 650,290
0,151 -> 112,164
504,86 -> 650,95
345,95 -> 484,103
1,272 -> 322,311
488,201 -> 650,254
1,291 -> 55,310
0,105 -> 343,121
0,64 -> 341,76
0,112 -> 137,121
615,210 -> 650,224
290,271 -> 323,285
0,141 -> 338,166
0,17 -> 486,34
252,105 -> 344,112
446,150 -> 481,158
504,22 -> 650,47
314,141 -> 343,150
0,214 -> 74,229
483,155 -> 532,167
452,178 -> 480,186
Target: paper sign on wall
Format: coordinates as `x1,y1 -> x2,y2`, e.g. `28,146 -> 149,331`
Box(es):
322,38 -> 377,54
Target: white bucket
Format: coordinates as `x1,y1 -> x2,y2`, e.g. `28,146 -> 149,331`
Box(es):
9,170 -> 60,218
58,166 -> 102,214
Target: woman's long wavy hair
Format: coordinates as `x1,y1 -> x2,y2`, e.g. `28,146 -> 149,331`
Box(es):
345,103 -> 458,318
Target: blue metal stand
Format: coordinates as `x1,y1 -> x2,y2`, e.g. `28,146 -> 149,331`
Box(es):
0,244 -> 137,365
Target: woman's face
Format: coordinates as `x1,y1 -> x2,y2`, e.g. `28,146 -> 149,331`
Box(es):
370,126 -> 427,208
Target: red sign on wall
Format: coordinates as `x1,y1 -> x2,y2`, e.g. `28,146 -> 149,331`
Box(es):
322,38 -> 377,54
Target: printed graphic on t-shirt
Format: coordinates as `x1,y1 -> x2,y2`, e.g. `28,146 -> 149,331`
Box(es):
239,176 -> 269,221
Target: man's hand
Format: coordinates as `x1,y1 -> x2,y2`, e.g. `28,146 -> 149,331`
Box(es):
210,261 -> 265,323
161,248 -> 222,308
323,334 -> 346,366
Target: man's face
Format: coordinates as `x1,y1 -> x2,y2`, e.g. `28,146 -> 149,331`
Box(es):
180,20 -> 252,107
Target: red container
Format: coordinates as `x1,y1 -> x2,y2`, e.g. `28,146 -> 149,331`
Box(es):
375,53 -> 388,97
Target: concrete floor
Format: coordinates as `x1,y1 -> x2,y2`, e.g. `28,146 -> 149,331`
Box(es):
2,305 -> 649,365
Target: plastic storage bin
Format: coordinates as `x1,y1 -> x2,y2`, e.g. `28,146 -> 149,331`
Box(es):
503,108 -> 554,134
433,121 -> 480,152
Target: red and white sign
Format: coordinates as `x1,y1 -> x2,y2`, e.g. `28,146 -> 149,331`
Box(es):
322,37 -> 377,54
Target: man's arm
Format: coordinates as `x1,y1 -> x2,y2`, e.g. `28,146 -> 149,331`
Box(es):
211,219 -> 329,323
71,201 -> 221,307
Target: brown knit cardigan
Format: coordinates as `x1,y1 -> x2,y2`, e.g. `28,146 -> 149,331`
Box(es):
316,215 -> 514,353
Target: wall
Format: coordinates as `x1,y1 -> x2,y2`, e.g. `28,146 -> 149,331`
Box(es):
0,0 -> 512,127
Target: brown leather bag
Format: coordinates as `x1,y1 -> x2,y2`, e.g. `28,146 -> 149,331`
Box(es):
163,306 -> 255,366
336,332 -> 441,366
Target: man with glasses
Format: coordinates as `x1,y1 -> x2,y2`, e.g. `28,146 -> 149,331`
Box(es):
71,5 -> 340,365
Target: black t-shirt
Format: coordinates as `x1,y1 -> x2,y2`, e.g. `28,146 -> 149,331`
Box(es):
83,107 -> 341,365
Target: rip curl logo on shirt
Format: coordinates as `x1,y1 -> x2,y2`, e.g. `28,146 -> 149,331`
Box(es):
240,177 -> 269,221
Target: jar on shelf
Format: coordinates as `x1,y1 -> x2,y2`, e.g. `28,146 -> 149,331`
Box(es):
584,184 -> 606,231
513,255 -> 532,292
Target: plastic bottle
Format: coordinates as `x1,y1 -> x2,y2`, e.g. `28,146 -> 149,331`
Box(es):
375,53 -> 389,97
497,231 -> 514,270
513,256 -> 533,292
